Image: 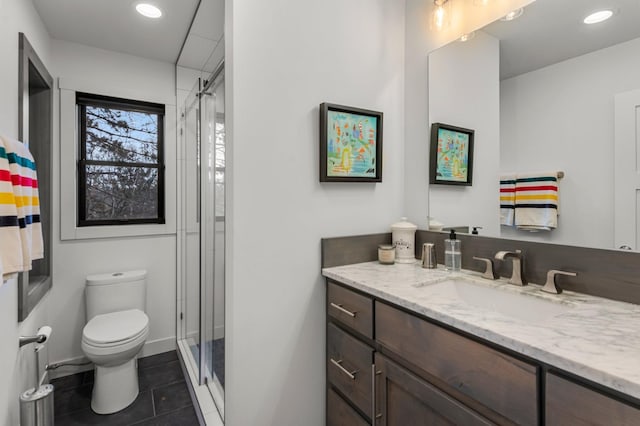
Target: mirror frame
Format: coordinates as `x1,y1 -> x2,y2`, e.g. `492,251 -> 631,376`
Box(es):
18,32 -> 53,321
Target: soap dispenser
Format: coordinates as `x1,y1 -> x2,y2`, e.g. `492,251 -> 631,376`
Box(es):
444,230 -> 461,272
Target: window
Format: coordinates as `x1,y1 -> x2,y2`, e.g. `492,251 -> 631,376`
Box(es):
77,93 -> 165,226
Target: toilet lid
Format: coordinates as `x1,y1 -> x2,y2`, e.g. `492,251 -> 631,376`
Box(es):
83,309 -> 149,346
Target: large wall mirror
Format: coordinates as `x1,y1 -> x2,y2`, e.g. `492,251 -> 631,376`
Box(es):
427,0 -> 640,251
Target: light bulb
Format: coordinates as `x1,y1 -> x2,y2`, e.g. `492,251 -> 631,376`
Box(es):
501,8 -> 524,21
431,0 -> 450,31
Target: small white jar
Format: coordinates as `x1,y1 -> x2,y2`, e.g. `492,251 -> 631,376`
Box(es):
391,217 -> 417,263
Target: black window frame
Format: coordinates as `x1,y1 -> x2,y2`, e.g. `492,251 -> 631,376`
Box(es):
76,92 -> 165,227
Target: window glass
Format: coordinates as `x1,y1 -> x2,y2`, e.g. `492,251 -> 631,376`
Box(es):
77,93 -> 164,226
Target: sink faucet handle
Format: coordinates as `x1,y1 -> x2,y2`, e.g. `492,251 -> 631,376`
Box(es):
541,270 -> 577,294
473,257 -> 499,280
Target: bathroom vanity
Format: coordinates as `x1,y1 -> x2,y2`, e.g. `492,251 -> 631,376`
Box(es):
322,260 -> 640,425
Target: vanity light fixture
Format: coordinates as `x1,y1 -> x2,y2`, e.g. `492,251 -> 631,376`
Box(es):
135,3 -> 162,19
459,31 -> 476,42
431,0 -> 451,31
500,8 -> 524,21
583,10 -> 614,24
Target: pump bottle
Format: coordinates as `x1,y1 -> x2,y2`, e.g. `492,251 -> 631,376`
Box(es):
444,230 -> 461,272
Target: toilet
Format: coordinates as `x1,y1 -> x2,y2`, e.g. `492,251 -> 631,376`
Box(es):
81,270 -> 150,414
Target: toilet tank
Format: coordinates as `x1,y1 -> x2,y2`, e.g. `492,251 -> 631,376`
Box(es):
85,270 -> 147,320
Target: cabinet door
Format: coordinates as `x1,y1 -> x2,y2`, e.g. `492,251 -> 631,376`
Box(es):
374,353 -> 492,426
546,373 -> 640,426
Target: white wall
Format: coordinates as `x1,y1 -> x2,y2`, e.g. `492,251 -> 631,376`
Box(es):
0,1 -> 52,424
500,36 -> 640,248
47,40 -> 178,370
226,0 -> 405,424
428,32 -> 500,235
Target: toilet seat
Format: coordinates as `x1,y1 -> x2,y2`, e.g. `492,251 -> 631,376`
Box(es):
83,309 -> 149,348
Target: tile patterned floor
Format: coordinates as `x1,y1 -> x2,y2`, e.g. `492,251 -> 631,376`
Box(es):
51,351 -> 200,426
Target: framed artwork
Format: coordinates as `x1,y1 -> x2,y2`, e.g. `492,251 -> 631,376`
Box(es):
319,103 -> 383,182
429,122 -> 474,186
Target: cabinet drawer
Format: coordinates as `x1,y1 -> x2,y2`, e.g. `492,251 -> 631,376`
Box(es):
327,282 -> 373,339
546,373 -> 640,425
327,322 -> 373,416
375,302 -> 538,426
327,387 -> 369,426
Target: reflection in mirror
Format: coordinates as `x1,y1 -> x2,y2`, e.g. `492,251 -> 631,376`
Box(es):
427,0 -> 640,251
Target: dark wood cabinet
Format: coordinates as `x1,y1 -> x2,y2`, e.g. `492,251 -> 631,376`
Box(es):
325,279 -> 640,426
546,373 -> 640,426
374,353 -> 492,426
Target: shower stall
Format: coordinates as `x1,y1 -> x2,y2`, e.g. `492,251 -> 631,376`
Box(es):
177,64 -> 226,418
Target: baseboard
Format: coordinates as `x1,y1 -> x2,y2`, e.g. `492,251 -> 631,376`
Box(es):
139,336 -> 176,358
48,337 -> 177,380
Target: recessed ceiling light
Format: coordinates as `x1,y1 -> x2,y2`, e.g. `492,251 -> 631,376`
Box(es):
583,10 -> 613,24
501,8 -> 524,21
136,3 -> 162,19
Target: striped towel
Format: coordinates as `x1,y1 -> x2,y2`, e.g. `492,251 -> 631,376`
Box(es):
0,138 -> 24,279
514,172 -> 559,231
0,136 -> 43,274
500,173 -> 516,226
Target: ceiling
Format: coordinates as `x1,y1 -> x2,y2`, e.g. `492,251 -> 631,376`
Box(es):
32,0 -> 201,64
481,0 -> 640,79
176,0 -> 224,72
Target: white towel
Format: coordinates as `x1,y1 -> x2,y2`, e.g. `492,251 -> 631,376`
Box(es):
514,171 -> 559,231
0,137 -> 24,278
500,173 -> 516,226
0,136 -> 43,273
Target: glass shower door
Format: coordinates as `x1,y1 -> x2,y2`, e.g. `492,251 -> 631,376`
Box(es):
182,79 -> 203,376
180,71 -> 225,416
201,70 -> 225,408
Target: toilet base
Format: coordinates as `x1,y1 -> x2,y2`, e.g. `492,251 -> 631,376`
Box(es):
91,358 -> 139,414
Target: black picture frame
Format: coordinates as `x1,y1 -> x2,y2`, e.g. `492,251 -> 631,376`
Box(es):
429,122 -> 474,186
319,102 -> 383,182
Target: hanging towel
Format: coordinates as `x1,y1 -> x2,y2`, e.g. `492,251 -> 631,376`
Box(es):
0,137 -> 24,278
514,171 -> 559,231
500,173 -> 516,226
0,136 -> 43,272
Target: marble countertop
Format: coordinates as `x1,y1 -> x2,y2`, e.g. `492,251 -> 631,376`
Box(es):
322,261 -> 640,400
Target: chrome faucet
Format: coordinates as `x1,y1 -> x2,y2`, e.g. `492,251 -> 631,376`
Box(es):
495,250 -> 527,286
540,270 -> 577,294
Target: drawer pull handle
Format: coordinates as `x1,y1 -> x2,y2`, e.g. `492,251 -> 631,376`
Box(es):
330,303 -> 357,317
330,358 -> 357,380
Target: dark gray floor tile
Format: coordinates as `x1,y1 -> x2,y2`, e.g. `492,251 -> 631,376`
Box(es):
50,372 -> 85,391
54,383 -> 93,416
84,369 -> 96,384
130,406 -> 199,426
138,351 -> 179,370
153,381 -> 192,415
139,360 -> 185,391
55,391 -> 154,426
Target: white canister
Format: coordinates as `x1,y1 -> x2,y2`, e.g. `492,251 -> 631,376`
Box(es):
391,217 -> 417,263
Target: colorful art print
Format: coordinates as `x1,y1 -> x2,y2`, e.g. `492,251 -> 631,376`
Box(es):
319,103 -> 383,182
429,122 -> 474,186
